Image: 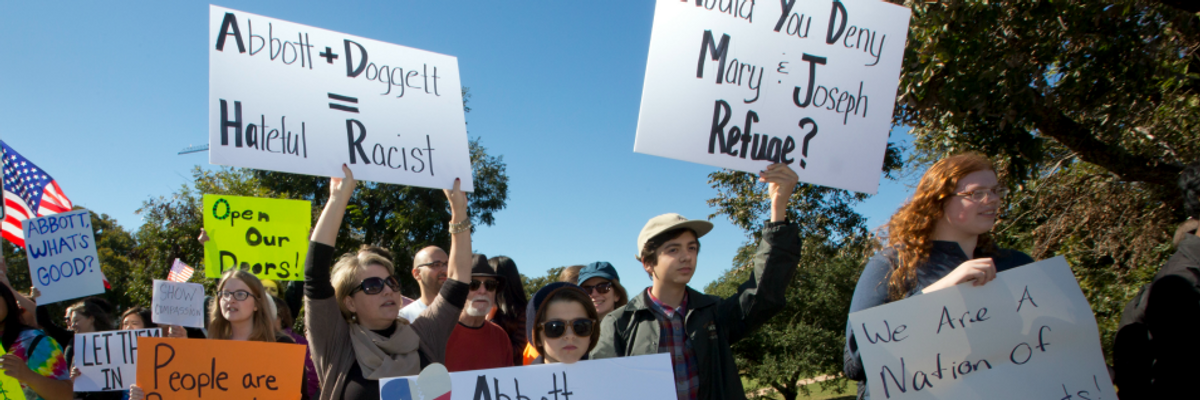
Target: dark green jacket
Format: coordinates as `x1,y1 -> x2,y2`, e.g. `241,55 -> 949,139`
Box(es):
591,221 -> 801,400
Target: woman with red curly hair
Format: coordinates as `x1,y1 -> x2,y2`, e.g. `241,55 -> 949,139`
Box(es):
842,152 -> 1034,400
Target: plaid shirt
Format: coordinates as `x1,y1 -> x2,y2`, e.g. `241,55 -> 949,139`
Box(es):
648,289 -> 700,400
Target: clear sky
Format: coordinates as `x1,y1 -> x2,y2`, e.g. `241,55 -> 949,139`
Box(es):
2,1 -> 916,294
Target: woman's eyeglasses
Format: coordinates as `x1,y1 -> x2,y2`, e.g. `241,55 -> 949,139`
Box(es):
538,318 -> 596,339
351,276 -> 401,295
955,187 -> 1010,203
469,279 -> 500,292
217,290 -> 255,301
580,282 -> 613,295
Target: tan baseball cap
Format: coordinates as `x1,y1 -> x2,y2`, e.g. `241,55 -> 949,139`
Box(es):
636,213 -> 714,260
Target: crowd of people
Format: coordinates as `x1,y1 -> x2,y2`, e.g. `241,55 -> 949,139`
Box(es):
0,154 -> 1195,400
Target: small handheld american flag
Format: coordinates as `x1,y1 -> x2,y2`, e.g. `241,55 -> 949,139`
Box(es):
167,258 -> 195,282
1,141 -> 74,247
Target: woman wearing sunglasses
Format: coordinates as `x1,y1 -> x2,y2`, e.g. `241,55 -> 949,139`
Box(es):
305,166 -> 473,400
576,261 -> 628,321
525,282 -> 601,365
843,152 -> 1034,400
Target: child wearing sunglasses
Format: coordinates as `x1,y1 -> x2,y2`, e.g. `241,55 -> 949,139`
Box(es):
525,282 -> 600,365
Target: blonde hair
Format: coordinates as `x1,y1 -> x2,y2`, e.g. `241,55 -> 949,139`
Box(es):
331,245 -> 396,323
885,152 -> 998,300
209,270 -> 277,342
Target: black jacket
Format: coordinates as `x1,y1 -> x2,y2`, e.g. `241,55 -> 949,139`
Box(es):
591,221 -> 801,400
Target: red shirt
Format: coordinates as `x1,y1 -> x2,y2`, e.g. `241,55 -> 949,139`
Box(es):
444,320 -> 514,372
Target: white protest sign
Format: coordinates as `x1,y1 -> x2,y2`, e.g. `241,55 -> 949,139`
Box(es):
74,328 -> 162,392
634,0 -> 911,194
151,280 -> 206,329
209,5 -> 473,191
22,209 -> 105,304
848,257 -> 1113,399
379,354 -> 676,400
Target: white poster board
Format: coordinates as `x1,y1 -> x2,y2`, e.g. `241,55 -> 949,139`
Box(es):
209,5 -> 474,191
634,0 -> 912,194
22,209 -> 105,304
379,354 -> 676,400
74,328 -> 162,392
847,257 -> 1113,399
151,280 -> 206,329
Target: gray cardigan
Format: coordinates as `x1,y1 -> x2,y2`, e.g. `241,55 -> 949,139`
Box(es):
304,243 -> 466,400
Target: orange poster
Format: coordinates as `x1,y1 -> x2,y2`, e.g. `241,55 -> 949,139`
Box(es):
135,337 -> 305,400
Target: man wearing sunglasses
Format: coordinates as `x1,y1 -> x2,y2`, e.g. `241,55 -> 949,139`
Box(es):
398,246 -> 449,323
444,254 -> 514,372
592,163 -> 802,400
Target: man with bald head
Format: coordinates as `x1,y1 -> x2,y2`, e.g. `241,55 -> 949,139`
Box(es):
397,245 -> 449,322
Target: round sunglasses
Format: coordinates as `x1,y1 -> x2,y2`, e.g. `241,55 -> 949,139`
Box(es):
538,318 -> 596,339
579,281 -> 613,295
351,276 -> 401,295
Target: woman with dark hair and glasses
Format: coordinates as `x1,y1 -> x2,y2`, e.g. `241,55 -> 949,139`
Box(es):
304,166 -> 472,400
525,282 -> 600,365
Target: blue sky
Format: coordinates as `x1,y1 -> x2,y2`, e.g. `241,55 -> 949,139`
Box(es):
2,1 -> 916,294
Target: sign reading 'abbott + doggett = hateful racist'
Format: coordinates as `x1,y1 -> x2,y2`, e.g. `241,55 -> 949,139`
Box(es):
209,5 -> 474,191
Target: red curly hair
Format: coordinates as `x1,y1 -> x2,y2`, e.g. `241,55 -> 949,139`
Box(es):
885,152 -> 997,300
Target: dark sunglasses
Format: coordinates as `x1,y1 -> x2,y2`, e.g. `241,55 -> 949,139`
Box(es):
538,318 -> 596,339
351,276 -> 401,295
580,281 -> 613,295
469,279 -> 500,292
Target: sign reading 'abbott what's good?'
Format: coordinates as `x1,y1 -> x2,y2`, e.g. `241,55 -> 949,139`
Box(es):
378,354 -> 676,400
209,5 -> 474,191
74,328 -> 162,392
847,257 -> 1114,399
136,337 -> 306,400
203,194 -> 310,281
22,209 -> 106,304
635,0 -> 911,194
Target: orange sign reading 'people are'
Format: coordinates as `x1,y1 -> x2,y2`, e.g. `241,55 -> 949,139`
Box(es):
136,337 -> 305,399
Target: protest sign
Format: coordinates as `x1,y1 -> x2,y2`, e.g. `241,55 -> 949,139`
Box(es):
202,194 -> 310,281
74,328 -> 162,392
151,280 -> 206,328
634,0 -> 912,194
378,353 -> 676,400
847,257 -> 1113,399
0,343 -> 24,400
22,209 -> 105,304
136,337 -> 306,400
208,5 -> 474,191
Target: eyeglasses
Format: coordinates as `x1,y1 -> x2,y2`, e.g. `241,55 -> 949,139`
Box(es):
955,187 -> 1010,203
538,318 -> 596,339
469,279 -> 500,292
580,282 -> 613,295
218,290 -> 255,301
417,261 -> 448,269
351,276 -> 401,295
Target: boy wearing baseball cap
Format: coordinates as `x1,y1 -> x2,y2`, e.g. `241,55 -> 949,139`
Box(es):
592,164 -> 802,400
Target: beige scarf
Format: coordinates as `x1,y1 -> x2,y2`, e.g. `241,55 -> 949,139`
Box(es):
349,320 -> 422,379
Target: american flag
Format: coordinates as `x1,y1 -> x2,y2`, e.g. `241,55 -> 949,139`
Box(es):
2,141 -> 73,248
167,258 -> 195,282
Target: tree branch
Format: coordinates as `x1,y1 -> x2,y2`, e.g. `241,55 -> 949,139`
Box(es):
1028,91 -> 1182,187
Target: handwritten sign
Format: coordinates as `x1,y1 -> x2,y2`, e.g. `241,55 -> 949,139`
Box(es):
208,5 -> 474,191
634,0 -> 911,194
379,353 -> 675,400
847,257 -> 1113,399
21,209 -> 105,304
74,328 -> 162,392
151,280 -> 206,328
135,337 -> 306,400
0,343 -> 25,400
202,194 -> 310,281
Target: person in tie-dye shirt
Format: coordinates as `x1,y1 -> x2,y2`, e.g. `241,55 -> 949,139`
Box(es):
0,283 -> 71,400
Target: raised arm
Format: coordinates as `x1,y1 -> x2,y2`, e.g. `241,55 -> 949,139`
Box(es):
444,178 -> 471,283
312,164 -> 357,247
759,162 -> 798,222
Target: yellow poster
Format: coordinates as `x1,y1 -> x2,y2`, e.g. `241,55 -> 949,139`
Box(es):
0,343 -> 27,400
202,195 -> 311,281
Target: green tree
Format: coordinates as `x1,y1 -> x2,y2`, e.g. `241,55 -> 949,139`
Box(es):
523,266 -> 566,299
893,0 -> 1200,360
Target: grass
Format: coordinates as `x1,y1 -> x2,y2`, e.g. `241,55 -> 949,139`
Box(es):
742,377 -> 857,400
